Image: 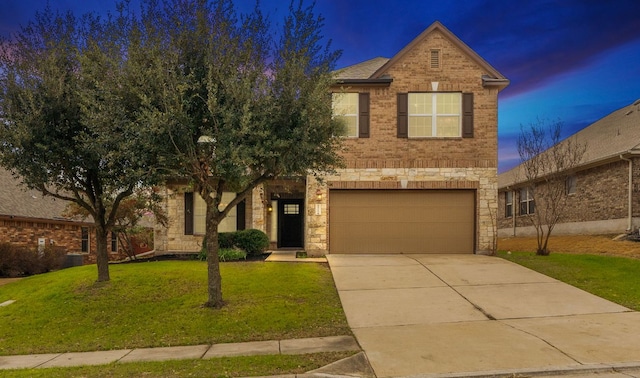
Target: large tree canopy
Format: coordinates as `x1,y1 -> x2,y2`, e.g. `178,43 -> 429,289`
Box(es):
0,4 -> 167,281
130,0 -> 344,308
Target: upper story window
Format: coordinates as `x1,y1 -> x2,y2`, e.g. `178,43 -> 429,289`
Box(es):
332,92 -> 370,138
397,92 -> 473,139
519,188 -> 535,215
505,191 -> 513,218
408,92 -> 461,137
332,93 -> 359,137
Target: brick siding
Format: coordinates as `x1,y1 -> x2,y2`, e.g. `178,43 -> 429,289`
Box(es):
498,157 -> 640,234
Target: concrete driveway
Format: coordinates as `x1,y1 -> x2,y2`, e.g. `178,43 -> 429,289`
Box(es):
327,254 -> 640,378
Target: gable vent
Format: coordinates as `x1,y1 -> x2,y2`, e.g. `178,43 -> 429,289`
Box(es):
430,49 -> 440,69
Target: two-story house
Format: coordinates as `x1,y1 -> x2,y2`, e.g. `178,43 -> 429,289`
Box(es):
154,21 -> 509,256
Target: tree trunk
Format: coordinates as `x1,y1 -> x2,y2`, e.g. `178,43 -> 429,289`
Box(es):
95,225 -> 110,282
204,217 -> 224,308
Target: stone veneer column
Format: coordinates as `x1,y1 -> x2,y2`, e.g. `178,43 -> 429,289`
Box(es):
305,176 -> 329,256
251,184 -> 267,233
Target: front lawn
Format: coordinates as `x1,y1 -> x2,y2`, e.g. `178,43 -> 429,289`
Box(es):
0,261 -> 350,356
498,251 -> 640,311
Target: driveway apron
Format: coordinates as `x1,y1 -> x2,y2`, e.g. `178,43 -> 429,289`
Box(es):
327,254 -> 640,378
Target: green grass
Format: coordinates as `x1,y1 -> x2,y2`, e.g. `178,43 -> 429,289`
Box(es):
498,251 -> 640,311
1,352 -> 355,378
0,261 -> 350,356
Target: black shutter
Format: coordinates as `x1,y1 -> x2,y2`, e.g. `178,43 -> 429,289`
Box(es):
397,93 -> 408,138
236,200 -> 246,231
184,192 -> 194,235
462,92 -> 474,138
358,93 -> 370,138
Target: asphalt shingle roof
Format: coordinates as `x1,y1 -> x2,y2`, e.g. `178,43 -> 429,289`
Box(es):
499,99 -> 640,188
333,57 -> 390,80
0,167 -> 71,221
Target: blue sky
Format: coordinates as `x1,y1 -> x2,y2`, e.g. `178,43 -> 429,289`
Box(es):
2,0 -> 639,172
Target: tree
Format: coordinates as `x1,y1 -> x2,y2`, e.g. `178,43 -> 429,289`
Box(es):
0,4 -> 166,281
517,118 -> 587,255
130,0 -> 343,308
63,188 -> 168,260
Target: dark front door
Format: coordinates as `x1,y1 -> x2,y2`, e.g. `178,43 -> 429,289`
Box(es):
278,199 -> 304,248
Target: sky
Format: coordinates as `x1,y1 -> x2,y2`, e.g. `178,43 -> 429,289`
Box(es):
1,0 -> 639,172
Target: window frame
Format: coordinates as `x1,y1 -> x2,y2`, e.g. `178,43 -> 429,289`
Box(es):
566,175 -> 577,195
81,227 -> 90,253
332,92 -> 359,138
407,92 -> 462,138
193,192 -> 238,235
111,231 -> 118,253
519,188 -> 535,215
505,191 -> 513,218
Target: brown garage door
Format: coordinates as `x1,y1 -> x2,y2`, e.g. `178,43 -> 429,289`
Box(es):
329,190 -> 475,254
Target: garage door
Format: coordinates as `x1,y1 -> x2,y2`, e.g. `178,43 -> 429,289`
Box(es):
329,190 -> 475,254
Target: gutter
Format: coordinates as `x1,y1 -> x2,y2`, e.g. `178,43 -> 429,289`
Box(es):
332,78 -> 393,87
620,154 -> 634,231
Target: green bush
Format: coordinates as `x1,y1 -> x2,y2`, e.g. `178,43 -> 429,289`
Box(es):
235,229 -> 269,256
198,237 -> 248,262
0,243 -> 66,277
218,248 -> 247,262
218,232 -> 236,249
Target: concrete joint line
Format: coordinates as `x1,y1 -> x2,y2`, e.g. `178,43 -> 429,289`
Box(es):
499,319 -> 582,365
409,256 -> 496,321
35,354 -> 63,368
117,349 -> 134,363
200,345 -> 213,359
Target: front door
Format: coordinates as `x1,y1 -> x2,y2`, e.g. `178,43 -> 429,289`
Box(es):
278,199 -> 304,248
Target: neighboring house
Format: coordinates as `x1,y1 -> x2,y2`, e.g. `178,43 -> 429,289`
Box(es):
0,167 -> 125,264
155,21 -> 509,255
498,99 -> 640,237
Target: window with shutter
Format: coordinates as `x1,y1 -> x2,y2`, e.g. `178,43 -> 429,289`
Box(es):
332,93 -> 359,137
406,92 -> 462,137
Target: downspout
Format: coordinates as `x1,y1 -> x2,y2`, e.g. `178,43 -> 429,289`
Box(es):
620,154 -> 633,231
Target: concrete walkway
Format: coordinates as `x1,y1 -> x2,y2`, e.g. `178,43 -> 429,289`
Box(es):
0,335 -> 360,371
327,254 -> 640,378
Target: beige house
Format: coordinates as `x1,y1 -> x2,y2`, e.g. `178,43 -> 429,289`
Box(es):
155,21 -> 509,256
498,100 -> 640,237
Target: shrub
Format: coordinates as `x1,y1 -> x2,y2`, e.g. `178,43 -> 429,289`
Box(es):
218,232 -> 236,249
0,243 -> 66,277
198,237 -> 248,262
218,248 -> 247,262
235,229 -> 269,256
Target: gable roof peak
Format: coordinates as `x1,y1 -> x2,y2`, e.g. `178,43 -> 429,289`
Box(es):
370,20 -> 508,85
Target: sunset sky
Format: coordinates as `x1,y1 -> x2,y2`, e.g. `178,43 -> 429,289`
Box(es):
2,0 -> 639,172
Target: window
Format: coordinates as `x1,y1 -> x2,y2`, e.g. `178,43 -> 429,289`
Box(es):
332,93 -> 359,137
81,227 -> 89,253
566,175 -> 577,195
193,192 -> 238,234
505,191 -> 513,218
408,93 -> 461,137
111,232 -> 118,253
519,188 -> 535,215
283,203 -> 299,215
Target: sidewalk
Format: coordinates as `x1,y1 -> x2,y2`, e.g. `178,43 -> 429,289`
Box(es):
0,335 -> 361,371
